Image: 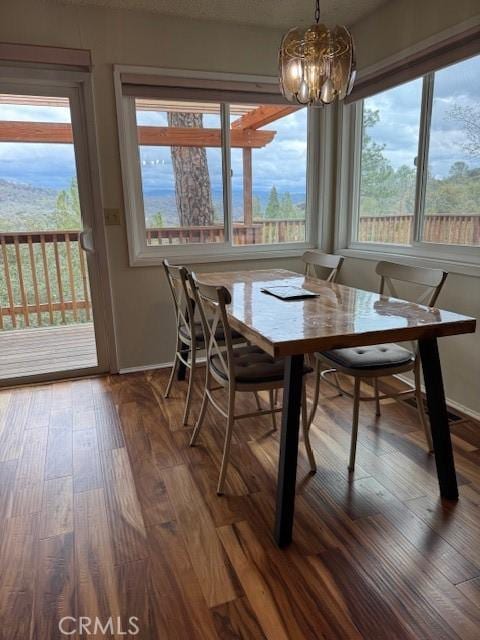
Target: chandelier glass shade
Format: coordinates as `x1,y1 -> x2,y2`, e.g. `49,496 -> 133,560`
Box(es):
279,1 -> 356,106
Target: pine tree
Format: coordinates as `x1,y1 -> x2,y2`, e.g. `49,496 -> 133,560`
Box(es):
167,112 -> 214,227
265,186 -> 281,218
55,177 -> 81,229
280,192 -> 295,217
150,212 -> 164,228
252,196 -> 262,220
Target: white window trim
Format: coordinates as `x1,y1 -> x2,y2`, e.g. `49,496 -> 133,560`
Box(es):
334,56 -> 480,279
114,65 -> 319,266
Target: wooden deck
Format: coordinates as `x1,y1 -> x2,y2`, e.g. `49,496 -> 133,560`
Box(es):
0,323 -> 97,379
0,369 -> 479,638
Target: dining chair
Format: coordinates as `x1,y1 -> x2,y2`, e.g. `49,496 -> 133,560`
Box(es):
299,250 -> 344,378
163,260 -> 201,426
307,260 -> 448,471
302,250 -> 344,281
188,273 -> 315,495
163,260 -> 252,426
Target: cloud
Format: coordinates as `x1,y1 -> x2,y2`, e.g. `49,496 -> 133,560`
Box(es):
365,54 -> 480,176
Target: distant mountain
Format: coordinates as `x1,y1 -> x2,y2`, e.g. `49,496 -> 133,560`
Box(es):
143,188 -> 306,227
0,179 -> 58,230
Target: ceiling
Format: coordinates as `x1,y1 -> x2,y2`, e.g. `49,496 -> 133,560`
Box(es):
54,0 -> 390,29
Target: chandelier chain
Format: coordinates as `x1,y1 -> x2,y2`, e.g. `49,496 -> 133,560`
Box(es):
315,0 -> 320,23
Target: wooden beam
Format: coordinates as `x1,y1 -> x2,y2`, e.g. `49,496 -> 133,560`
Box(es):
0,95 -> 70,108
0,121 -> 73,143
231,105 -> 300,130
242,148 -> 253,225
0,121 -> 275,149
138,126 -> 275,148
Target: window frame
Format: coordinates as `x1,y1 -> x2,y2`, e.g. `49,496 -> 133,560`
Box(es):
114,66 -> 318,266
344,56 -> 480,272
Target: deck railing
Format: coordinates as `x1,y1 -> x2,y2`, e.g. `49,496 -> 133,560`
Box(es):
0,230 -> 91,330
1,214 -> 478,329
358,214 -> 480,245
146,219 -> 307,245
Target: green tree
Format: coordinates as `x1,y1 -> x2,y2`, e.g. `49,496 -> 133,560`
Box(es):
280,192 -> 295,217
447,104 -> 480,158
150,212 -> 164,228
360,108 -> 396,215
393,165 -> 416,214
54,177 -> 81,229
252,195 -> 263,219
449,161 -> 469,179
265,186 -> 281,218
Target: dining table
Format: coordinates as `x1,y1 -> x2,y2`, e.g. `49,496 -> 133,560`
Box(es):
195,268 -> 477,547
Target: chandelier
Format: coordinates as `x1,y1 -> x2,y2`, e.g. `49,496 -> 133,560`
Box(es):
279,0 -> 356,106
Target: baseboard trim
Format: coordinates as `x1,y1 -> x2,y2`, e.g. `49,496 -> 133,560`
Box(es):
119,362 -> 172,374
119,356 -> 207,375
395,373 -> 480,423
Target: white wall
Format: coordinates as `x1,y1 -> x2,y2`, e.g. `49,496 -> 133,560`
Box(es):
352,0 -> 480,70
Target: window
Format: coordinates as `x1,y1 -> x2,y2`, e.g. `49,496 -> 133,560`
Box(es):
230,106 -> 307,245
358,80 -> 422,244
136,99 -> 225,246
116,70 -> 313,265
352,53 -> 480,253
423,56 -> 480,246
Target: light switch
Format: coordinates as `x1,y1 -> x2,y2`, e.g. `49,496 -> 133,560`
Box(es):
104,208 -> 122,226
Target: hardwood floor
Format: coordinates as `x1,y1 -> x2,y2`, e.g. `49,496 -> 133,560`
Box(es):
0,323 -> 97,380
0,368 -> 479,638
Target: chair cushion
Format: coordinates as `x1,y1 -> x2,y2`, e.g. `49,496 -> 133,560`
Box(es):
320,343 -> 414,370
211,345 -> 313,384
179,321 -> 242,344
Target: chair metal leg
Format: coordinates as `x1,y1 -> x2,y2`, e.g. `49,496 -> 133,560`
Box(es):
308,358 -> 322,427
190,374 -> 209,446
414,359 -> 433,452
333,372 -> 343,395
269,389 -> 277,430
302,382 -> 316,473
164,352 -> 179,398
182,347 -> 196,425
253,391 -> 262,411
374,378 -> 381,417
217,390 -> 236,495
348,377 -> 361,472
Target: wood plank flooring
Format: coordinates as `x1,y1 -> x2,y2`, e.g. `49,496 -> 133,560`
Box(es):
0,369 -> 479,639
0,323 -> 97,379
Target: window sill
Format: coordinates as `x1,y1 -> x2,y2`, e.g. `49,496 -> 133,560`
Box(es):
338,246 -> 480,278
129,244 -> 314,267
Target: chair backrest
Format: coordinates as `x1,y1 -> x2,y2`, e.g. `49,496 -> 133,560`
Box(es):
163,259 -> 196,344
376,261 -> 447,308
302,251 -> 344,282
188,273 -> 234,383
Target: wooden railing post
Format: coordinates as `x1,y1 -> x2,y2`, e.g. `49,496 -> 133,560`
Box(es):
13,236 -> 29,326
27,234 -> 42,325
40,233 -> 54,324
53,234 -> 66,323
78,238 -> 91,321
1,236 -> 16,327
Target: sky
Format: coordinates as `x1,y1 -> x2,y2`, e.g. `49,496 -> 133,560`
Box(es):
0,52 -> 478,196
365,54 -> 480,178
136,104 -> 308,200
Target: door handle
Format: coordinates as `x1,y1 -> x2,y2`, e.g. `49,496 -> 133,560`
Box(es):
79,228 -> 95,254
